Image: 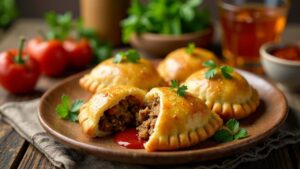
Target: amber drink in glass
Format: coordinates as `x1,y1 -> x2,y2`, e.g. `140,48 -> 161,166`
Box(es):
218,0 -> 289,73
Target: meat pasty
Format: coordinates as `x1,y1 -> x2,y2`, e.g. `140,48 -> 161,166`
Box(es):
158,47 -> 219,82
136,87 -> 223,151
79,58 -> 163,93
79,85 -> 146,137
183,69 -> 260,119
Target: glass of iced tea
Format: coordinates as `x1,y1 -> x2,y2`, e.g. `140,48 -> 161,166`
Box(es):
218,0 -> 290,74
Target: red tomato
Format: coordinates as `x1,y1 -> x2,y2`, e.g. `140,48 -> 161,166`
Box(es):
26,37 -> 68,76
63,38 -> 93,69
0,49 -> 40,94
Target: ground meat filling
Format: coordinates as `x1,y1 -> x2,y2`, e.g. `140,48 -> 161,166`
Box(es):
137,97 -> 160,141
98,96 -> 142,133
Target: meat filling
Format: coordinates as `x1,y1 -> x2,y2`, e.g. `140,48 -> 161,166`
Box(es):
137,97 -> 160,140
98,96 -> 142,132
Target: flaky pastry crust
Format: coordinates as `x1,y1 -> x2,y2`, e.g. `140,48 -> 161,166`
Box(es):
143,87 -> 223,151
184,69 -> 260,119
79,85 -> 146,137
79,58 -> 164,93
158,48 -> 219,82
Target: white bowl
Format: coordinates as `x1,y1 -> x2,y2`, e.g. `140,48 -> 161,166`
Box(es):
260,42 -> 300,91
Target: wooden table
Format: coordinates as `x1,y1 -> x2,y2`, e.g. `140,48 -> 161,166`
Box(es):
0,19 -> 299,169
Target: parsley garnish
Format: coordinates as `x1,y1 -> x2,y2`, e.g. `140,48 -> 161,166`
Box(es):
171,80 -> 188,97
121,0 -> 210,43
203,60 -> 234,79
113,49 -> 140,63
186,42 -> 196,54
213,119 -> 248,143
56,95 -> 84,122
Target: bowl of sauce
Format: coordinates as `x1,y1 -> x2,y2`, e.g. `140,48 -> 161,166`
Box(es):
260,42 -> 300,91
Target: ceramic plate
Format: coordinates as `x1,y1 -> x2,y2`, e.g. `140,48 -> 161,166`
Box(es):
38,69 -> 287,165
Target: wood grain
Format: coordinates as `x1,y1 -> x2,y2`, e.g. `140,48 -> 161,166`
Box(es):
18,145 -> 57,169
0,121 -> 28,169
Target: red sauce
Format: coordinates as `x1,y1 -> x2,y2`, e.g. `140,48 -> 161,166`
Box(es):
114,128 -> 145,149
270,45 -> 300,61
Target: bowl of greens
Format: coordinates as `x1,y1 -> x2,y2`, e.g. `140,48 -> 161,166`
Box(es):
122,0 -> 213,57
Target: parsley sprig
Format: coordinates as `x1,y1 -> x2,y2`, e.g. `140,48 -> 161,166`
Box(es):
56,95 -> 84,122
113,49 -> 140,63
171,80 -> 188,97
121,0 -> 210,43
186,42 -> 196,54
213,119 -> 248,143
203,60 -> 234,79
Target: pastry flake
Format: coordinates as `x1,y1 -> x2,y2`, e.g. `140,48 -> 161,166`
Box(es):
136,87 -> 223,151
158,47 -> 219,82
79,58 -> 164,93
184,68 -> 260,119
79,85 -> 146,137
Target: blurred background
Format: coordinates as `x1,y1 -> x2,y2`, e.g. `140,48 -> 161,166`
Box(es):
15,0 -> 300,23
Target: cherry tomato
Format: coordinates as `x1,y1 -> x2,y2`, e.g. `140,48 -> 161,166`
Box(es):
0,38 -> 40,94
26,37 -> 68,76
63,38 -> 93,69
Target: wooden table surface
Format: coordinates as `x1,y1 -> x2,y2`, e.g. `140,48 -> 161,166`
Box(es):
0,19 -> 300,169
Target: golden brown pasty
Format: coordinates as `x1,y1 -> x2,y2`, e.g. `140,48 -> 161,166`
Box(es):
79,85 -> 146,137
183,69 -> 260,119
136,87 -> 223,152
79,58 -> 164,93
158,48 -> 219,82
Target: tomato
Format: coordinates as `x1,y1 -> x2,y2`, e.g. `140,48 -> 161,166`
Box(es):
63,38 -> 93,69
26,37 -> 68,76
0,38 -> 40,94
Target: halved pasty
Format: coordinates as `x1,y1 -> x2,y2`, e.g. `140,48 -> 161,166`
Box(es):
183,69 -> 260,119
79,85 -> 146,137
136,87 -> 223,151
158,48 -> 219,82
79,58 -> 164,93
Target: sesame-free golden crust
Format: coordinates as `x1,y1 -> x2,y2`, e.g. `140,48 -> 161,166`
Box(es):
184,68 -> 260,119
158,48 -> 219,82
79,58 -> 164,93
143,87 -> 223,152
79,85 -> 146,137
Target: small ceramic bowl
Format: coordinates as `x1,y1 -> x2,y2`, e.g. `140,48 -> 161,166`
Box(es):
260,42 -> 300,91
129,25 -> 213,57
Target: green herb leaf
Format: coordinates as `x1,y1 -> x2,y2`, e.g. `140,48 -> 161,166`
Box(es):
121,0 -> 209,43
70,100 -> 84,113
213,119 -> 249,143
177,85 -> 188,97
203,60 -> 217,68
113,50 -> 140,63
56,95 -> 83,122
45,12 -> 73,40
213,129 -> 234,142
56,95 -> 70,119
203,60 -> 234,79
186,43 -> 196,54
171,80 -> 188,97
69,111 -> 79,122
205,68 -> 217,79
234,128 -> 248,140
220,66 -> 234,79
171,80 -> 179,88
226,119 -> 239,133
126,49 -> 140,63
